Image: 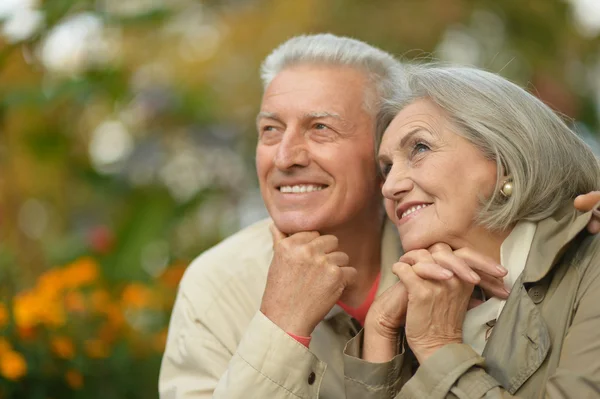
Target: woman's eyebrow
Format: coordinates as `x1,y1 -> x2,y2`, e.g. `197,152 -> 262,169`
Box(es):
399,128 -> 428,148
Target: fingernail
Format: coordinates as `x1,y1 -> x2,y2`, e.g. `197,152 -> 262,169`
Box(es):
503,288 -> 511,296
469,271 -> 480,282
496,264 -> 508,274
441,269 -> 453,278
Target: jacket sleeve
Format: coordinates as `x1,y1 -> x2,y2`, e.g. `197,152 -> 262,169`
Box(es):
158,288 -> 327,399
343,330 -> 411,398
394,246 -> 600,399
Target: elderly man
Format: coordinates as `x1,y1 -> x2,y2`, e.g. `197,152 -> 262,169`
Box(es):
158,34 -> 600,398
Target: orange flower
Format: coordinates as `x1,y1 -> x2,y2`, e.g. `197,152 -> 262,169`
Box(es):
0,338 -> 12,355
13,292 -> 42,329
0,303 -> 8,328
64,291 -> 86,313
65,369 -> 83,389
0,351 -> 27,380
84,339 -> 109,359
63,257 -> 99,289
50,336 -> 75,360
153,329 -> 169,352
90,289 -> 110,313
159,263 -> 187,289
121,283 -> 153,309
37,268 -> 65,300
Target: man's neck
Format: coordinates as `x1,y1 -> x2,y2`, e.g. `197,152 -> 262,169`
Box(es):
325,211 -> 385,308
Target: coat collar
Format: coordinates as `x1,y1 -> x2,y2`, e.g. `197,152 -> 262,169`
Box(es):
482,203 -> 595,393
522,203 -> 593,283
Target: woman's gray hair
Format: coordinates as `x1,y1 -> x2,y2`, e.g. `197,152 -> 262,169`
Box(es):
380,64 -> 600,230
260,34 -> 405,116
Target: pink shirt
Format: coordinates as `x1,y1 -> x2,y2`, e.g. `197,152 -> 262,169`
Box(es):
288,273 -> 381,347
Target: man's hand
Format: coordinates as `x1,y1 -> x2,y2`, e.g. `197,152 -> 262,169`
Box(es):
260,224 -> 356,337
574,191 -> 600,233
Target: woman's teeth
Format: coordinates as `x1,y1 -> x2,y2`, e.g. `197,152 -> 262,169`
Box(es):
279,185 -> 324,193
402,204 -> 430,218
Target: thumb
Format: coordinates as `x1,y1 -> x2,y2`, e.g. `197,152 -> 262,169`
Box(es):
269,223 -> 287,246
340,266 -> 358,289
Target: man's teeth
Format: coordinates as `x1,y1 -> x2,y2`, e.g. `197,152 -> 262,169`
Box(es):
402,204 -> 430,218
279,185 -> 325,193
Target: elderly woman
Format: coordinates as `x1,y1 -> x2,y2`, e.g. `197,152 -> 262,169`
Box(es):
344,64 -> 600,398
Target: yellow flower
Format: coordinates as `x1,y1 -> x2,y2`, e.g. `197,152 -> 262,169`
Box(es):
50,336 -> 75,360
65,369 -> 83,389
0,351 -> 27,380
84,339 -> 109,359
121,283 -> 153,309
0,303 -> 8,328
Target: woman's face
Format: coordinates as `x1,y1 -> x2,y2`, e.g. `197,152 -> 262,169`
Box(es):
378,99 -> 498,251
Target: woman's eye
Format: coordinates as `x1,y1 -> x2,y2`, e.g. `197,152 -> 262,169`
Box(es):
380,163 -> 392,178
413,142 -> 430,154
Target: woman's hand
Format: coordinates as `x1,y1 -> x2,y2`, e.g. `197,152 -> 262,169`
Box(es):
574,191 -> 600,233
363,246 -> 505,363
393,256 -> 474,364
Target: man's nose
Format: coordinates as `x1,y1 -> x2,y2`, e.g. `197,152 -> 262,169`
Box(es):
381,164 -> 413,200
273,128 -> 309,169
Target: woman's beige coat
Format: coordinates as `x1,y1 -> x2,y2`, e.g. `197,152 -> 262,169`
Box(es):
344,205 -> 600,398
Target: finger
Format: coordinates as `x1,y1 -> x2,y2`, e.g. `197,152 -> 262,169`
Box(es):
399,249 -> 434,265
428,242 -> 453,254
326,251 -> 349,267
269,223 -> 287,245
452,247 -> 507,277
477,274 -> 510,299
431,251 -> 481,284
285,230 -> 321,244
574,191 -> 600,212
311,234 -> 339,254
340,266 -> 358,288
407,262 -> 454,280
392,262 -> 428,296
588,219 -> 600,234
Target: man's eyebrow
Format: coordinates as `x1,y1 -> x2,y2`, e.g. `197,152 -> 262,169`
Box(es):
256,111 -> 280,124
304,111 -> 342,120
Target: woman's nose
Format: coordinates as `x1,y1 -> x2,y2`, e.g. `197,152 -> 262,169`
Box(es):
381,165 -> 413,200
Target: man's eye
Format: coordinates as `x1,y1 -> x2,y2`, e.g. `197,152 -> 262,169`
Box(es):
263,126 -> 276,132
314,123 -> 327,130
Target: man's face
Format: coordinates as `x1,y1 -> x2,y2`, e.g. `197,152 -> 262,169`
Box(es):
256,64 -> 382,234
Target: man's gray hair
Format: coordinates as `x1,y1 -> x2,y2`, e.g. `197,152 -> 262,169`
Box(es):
380,64 -> 600,230
260,34 -> 406,116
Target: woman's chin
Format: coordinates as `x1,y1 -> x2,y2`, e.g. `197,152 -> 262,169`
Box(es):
398,234 -> 437,252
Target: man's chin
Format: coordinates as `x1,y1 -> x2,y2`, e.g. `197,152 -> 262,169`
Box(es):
272,215 -> 327,235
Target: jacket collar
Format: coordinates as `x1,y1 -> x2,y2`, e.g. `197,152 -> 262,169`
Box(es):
522,203 -> 593,284
482,203 -> 595,393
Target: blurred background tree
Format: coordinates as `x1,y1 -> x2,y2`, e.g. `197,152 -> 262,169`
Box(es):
0,0 -> 598,397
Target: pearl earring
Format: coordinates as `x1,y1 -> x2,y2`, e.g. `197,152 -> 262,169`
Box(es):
500,179 -> 513,198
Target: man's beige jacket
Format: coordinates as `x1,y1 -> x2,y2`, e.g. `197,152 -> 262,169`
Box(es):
159,206 -> 600,398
